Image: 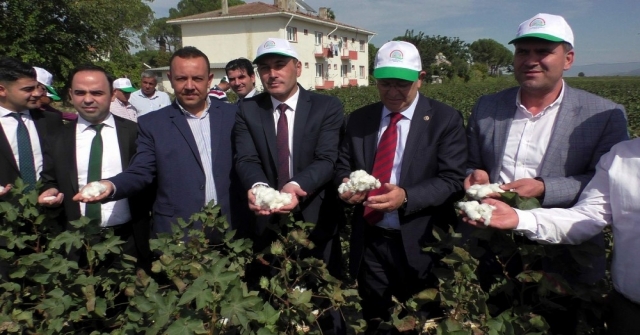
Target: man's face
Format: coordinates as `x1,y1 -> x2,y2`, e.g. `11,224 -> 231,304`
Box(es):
168,56 -> 213,113
69,70 -> 112,124
227,68 -> 255,98
256,55 -> 301,101
36,84 -> 52,107
513,39 -> 573,95
141,77 -> 157,96
376,75 -> 423,113
0,77 -> 44,112
114,89 -> 131,103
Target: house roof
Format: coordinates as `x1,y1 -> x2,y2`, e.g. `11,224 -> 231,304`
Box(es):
167,1 -> 375,35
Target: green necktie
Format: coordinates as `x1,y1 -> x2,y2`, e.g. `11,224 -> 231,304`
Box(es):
85,124 -> 104,224
9,113 -> 36,191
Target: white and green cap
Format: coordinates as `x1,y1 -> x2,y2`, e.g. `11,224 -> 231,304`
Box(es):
509,13 -> 574,47
33,67 -> 61,101
253,38 -> 299,63
373,41 -> 422,82
113,78 -> 136,93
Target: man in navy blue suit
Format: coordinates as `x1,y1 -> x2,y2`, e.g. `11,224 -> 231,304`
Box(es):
74,47 -> 246,237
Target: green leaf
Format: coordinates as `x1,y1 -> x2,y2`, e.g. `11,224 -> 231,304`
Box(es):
178,276 -> 208,306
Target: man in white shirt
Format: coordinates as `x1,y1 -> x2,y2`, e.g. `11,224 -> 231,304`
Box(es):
129,71 -> 171,117
110,78 -> 138,122
225,58 -> 257,102
464,137 -> 640,334
38,65 -> 152,267
464,13 -> 628,333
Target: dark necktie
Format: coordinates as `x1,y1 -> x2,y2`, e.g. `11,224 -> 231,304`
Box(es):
276,103 -> 290,190
9,113 -> 36,191
85,124 -> 104,224
363,112 -> 403,225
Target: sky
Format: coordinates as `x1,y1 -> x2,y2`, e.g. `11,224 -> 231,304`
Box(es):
149,0 -> 640,66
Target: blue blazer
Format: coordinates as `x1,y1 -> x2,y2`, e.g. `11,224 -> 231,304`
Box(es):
109,99 -> 246,236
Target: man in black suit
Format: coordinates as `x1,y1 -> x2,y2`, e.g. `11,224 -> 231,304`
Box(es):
38,65 -> 152,266
0,57 -> 62,196
336,41 -> 467,334
234,38 -> 346,333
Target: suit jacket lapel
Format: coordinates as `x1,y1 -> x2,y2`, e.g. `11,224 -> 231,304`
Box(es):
491,89 -> 517,182
208,104 -> 222,167
363,103 -> 384,171
0,121 -> 19,173
399,95 -> 432,186
292,87 -> 310,172
539,85 -> 579,175
258,95 -> 278,166
113,117 -> 131,169
61,122 -> 80,195
169,105 -> 204,171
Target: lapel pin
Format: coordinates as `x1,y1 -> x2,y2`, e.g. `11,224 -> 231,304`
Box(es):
423,116 -> 430,121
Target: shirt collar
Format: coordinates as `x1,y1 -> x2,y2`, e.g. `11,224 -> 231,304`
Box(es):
0,105 -> 29,117
176,96 -> 211,119
270,86 -> 300,112
78,112 -> 115,132
135,89 -> 158,100
381,91 -> 419,121
516,80 -> 566,116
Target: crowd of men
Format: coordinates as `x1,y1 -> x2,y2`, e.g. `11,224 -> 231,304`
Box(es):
0,12 -> 638,334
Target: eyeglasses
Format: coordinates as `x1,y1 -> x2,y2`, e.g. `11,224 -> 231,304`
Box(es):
376,80 -> 413,91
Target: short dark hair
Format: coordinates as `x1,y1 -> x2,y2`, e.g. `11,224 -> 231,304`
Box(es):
0,57 -> 36,83
225,58 -> 255,77
169,46 -> 211,73
67,64 -> 114,92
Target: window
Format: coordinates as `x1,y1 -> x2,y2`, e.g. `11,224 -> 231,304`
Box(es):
359,66 -> 365,79
315,63 -> 323,77
343,37 -> 348,48
305,62 -> 309,68
303,29 -> 308,35
352,38 -> 355,43
333,64 -> 337,70
360,40 -> 365,52
287,27 -> 297,42
315,32 -> 323,46
341,64 -> 348,77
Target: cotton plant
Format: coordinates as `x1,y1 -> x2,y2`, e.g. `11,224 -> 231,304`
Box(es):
252,186 -> 292,210
457,201 -> 496,226
81,181 -> 107,198
466,183 -> 504,200
338,170 -> 381,194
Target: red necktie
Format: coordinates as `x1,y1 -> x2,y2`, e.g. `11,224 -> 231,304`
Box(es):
276,103 -> 290,189
363,112 -> 403,225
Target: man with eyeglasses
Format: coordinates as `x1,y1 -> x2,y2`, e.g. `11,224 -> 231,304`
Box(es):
335,40 -> 467,334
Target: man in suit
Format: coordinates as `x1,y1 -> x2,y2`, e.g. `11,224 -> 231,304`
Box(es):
73,47 -> 245,239
465,13 -> 628,333
0,57 -> 62,196
38,65 -> 152,266
336,41 -> 467,334
234,38 -> 345,333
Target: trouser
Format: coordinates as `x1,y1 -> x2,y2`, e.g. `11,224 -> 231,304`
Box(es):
606,289 -> 640,335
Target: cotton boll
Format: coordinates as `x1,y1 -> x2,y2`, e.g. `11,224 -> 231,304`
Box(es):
467,183 -> 504,200
252,186 -> 292,210
338,170 -> 381,194
43,196 -> 56,202
0,186 -> 4,193
457,201 -> 496,226
81,182 -> 107,198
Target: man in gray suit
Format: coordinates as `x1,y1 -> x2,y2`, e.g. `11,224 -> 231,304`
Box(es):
465,13 -> 628,334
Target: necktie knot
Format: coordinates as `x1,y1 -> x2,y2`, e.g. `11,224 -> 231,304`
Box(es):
9,112 -> 24,122
91,123 -> 104,133
389,112 -> 403,125
277,103 -> 289,115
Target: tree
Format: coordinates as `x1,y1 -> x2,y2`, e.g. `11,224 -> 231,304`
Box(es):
578,72 -> 586,77
0,0 -> 154,86
469,38 -> 513,76
143,0 -> 245,51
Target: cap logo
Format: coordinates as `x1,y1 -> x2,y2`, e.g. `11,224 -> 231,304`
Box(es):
389,50 -> 403,62
264,40 -> 276,49
529,18 -> 545,27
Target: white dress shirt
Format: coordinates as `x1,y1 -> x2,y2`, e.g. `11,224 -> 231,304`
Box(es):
499,83 -> 565,183
271,89 -> 300,179
129,89 -> 172,117
376,92 -> 419,230
76,114 -> 131,227
110,99 -> 138,122
242,88 -> 258,100
0,106 -> 44,178
515,138 -> 640,304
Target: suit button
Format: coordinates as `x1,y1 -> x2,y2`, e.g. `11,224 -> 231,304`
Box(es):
200,185 -> 205,190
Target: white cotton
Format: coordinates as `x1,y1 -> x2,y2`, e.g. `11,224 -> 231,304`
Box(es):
0,186 -> 4,193
338,170 -> 381,194
81,181 -> 107,198
457,200 -> 496,226
252,186 -> 292,210
43,196 -> 56,202
466,183 -> 504,200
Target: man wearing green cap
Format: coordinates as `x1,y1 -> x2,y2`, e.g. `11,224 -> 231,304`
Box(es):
34,66 -> 77,121
110,78 -> 138,122
464,13 -> 628,334
336,40 -> 467,334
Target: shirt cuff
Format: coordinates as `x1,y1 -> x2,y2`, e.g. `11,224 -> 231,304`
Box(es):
514,209 -> 537,237
251,182 -> 269,189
